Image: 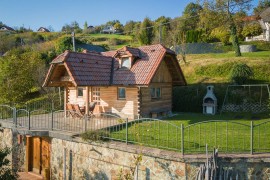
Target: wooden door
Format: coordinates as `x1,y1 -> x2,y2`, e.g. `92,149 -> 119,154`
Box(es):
41,138 -> 51,178
26,137 -> 51,179
32,137 -> 41,174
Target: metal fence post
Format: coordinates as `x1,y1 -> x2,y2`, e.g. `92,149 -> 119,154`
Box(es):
126,118 -> 128,144
28,111 -> 31,130
51,109 -> 53,131
84,115 -> 87,132
251,121 -> 253,155
181,124 -> 184,155
13,107 -> 17,127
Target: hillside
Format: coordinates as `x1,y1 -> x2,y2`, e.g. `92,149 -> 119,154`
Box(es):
181,51 -> 270,84
173,51 -> 270,113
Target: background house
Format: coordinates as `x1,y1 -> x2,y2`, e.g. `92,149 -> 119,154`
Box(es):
101,25 -> 117,34
37,27 -> 50,32
0,25 -> 15,32
43,44 -> 186,119
245,7 -> 270,42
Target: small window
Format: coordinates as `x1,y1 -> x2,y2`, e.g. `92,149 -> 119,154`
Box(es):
118,87 -> 126,99
77,87 -> 84,97
151,87 -> 161,99
121,57 -> 131,68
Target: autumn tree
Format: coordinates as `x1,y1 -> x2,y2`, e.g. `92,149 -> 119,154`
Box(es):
242,22 -> 263,37
199,0 -> 252,56
254,0 -> 270,14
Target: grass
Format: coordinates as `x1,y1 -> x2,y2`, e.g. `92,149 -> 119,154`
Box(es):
109,113 -> 270,154
76,33 -> 140,50
181,51 -> 270,84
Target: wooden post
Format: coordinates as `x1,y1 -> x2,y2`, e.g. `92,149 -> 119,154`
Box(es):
25,136 -> 31,172
64,87 -> 68,117
85,86 -> 89,115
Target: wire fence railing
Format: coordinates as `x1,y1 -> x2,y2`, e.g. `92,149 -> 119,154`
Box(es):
1,104 -> 270,154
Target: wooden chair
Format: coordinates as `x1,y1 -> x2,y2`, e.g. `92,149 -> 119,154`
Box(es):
89,102 -> 97,115
66,104 -> 76,117
73,104 -> 85,118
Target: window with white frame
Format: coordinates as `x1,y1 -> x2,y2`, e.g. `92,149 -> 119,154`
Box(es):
151,87 -> 161,99
92,87 -> 100,105
118,87 -> 126,99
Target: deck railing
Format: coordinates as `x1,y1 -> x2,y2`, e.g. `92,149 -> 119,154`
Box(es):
1,105 -> 270,154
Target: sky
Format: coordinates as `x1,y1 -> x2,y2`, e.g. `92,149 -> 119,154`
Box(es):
0,0 -> 259,32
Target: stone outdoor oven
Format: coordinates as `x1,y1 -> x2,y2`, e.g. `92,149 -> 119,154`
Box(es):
203,86 -> 217,115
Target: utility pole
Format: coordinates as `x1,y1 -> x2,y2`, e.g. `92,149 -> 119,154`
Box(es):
71,31 -> 76,52
159,24 -> 162,44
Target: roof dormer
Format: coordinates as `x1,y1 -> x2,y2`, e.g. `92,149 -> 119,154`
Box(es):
114,46 -> 141,69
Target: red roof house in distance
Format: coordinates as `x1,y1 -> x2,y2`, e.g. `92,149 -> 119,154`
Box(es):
43,44 -> 186,119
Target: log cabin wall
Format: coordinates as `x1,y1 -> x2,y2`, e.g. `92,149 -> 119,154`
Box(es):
99,86 -> 139,119
67,87 -> 89,107
140,60 -> 173,117
67,86 -> 139,119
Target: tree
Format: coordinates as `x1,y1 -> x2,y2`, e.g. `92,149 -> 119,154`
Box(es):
254,0 -> 270,14
0,146 -> 17,179
0,48 -> 45,103
62,21 -> 82,33
61,24 -> 72,33
154,16 -> 171,45
83,21 -> 88,33
181,2 -> 203,31
55,36 -> 84,54
138,17 -> 154,45
242,23 -> 263,37
200,0 -> 252,56
210,27 -> 230,45
124,21 -> 137,35
47,25 -> 54,32
113,22 -> 123,33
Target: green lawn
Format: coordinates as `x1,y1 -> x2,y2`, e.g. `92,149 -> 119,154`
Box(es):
187,51 -> 270,60
78,33 -> 133,40
109,113 -> 270,154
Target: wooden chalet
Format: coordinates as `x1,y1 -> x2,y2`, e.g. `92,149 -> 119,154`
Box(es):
43,44 -> 186,119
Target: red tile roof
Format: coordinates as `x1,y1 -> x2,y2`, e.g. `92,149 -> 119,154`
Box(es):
43,44 -> 186,87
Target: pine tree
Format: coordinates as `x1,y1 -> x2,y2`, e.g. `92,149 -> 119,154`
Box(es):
138,18 -> 154,45
84,21 -> 88,32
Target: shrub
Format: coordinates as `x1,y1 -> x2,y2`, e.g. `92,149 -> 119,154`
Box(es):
210,27 -> 230,45
108,38 -> 123,46
242,23 -> 263,37
229,63 -> 253,84
80,130 -> 110,142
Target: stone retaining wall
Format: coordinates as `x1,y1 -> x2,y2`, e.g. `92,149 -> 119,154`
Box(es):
1,126 -> 270,179
51,138 -> 186,180
0,128 -> 26,172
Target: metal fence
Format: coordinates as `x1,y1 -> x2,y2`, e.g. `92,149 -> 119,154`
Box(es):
1,104 -> 270,154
